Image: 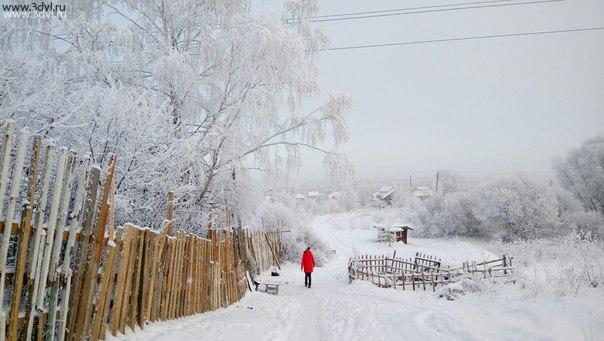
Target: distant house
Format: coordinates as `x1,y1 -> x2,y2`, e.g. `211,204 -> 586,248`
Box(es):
307,191 -> 321,200
294,193 -> 305,200
412,186 -> 433,200
328,191 -> 341,200
373,186 -> 395,205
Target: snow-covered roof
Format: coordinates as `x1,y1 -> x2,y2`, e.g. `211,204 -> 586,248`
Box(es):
391,225 -> 413,230
374,186 -> 395,200
373,224 -> 413,231
294,194 -> 305,200
379,186 -> 393,193
307,191 -> 320,197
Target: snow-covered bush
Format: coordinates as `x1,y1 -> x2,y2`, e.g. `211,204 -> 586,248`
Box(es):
254,202 -> 330,266
394,175 -> 601,240
472,176 -> 564,241
437,277 -> 486,300
391,194 -> 430,236
561,211 -> 604,239
488,233 -> 603,296
434,192 -> 483,237
438,171 -> 466,195
554,135 -> 604,214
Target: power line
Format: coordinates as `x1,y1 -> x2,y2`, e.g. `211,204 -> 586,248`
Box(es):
313,27 -> 604,51
308,0 -> 564,23
314,0 -> 513,19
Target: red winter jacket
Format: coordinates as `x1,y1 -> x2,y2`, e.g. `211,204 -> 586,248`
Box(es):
301,250 -> 315,273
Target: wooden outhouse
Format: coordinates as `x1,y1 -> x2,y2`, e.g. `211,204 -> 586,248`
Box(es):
375,225 -> 413,244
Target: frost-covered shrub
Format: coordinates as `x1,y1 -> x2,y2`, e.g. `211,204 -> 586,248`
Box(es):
473,176 -> 563,241
255,202 -> 296,231
561,211 -> 604,239
398,196 -> 432,237
437,277 -> 486,300
254,202 -> 330,266
401,175 -> 600,240
434,192 -> 483,237
280,228 -> 330,267
487,233 -> 603,296
554,135 -> 604,214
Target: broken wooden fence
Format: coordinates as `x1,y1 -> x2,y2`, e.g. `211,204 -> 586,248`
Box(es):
0,121 -> 281,340
348,252 -> 513,292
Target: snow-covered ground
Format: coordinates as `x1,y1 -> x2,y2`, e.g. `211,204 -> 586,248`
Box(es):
113,213 -> 604,341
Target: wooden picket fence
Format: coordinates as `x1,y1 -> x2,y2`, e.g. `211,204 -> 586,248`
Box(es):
348,252 -> 513,292
0,121 -> 282,340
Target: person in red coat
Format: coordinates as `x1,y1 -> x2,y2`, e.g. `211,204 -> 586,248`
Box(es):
301,247 -> 315,288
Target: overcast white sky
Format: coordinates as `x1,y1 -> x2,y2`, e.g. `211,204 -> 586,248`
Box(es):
257,0 -> 604,183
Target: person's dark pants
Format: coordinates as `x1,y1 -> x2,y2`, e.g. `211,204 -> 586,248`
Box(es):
305,272 -> 312,288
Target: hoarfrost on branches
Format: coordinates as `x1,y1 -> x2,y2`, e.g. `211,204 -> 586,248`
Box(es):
0,0 -> 351,229
554,136 -> 604,215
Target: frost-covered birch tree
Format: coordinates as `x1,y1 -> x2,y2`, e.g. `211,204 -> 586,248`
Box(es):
0,0 -> 351,229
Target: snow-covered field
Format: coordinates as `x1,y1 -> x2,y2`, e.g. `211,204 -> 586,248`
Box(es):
113,213 -> 604,341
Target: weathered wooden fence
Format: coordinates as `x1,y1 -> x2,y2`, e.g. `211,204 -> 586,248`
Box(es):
0,121 -> 281,340
244,229 -> 281,274
348,252 -> 513,292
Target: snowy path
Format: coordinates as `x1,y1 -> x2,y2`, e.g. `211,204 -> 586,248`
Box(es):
113,215 -> 604,341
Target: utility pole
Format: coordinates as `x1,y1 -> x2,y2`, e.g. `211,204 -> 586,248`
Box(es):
409,175 -> 412,194
435,171 -> 439,194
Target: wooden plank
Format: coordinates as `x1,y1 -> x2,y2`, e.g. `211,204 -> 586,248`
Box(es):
110,225 -> 134,336
7,195 -> 33,341
0,129 -> 28,339
78,156 -> 116,337
172,232 -> 184,318
174,233 -> 182,318
67,164 -> 100,341
183,235 -> 190,316
160,238 -> 174,320
47,152 -> 78,338
118,225 -> 138,334
24,229 -> 47,340
193,237 -> 200,314
128,228 -> 145,330
91,229 -> 122,341
57,156 -> 91,341
177,233 -> 186,317
264,233 -> 281,270
34,148 -> 69,312
7,135 -> 41,341
94,154 -> 116,262
143,220 -> 171,322
36,312 -> 46,341
0,120 -> 15,221
168,234 -> 178,319
139,229 -> 153,328
74,162 -> 107,340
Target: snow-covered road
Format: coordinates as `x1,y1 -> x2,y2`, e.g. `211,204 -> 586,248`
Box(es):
113,215 -> 604,341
